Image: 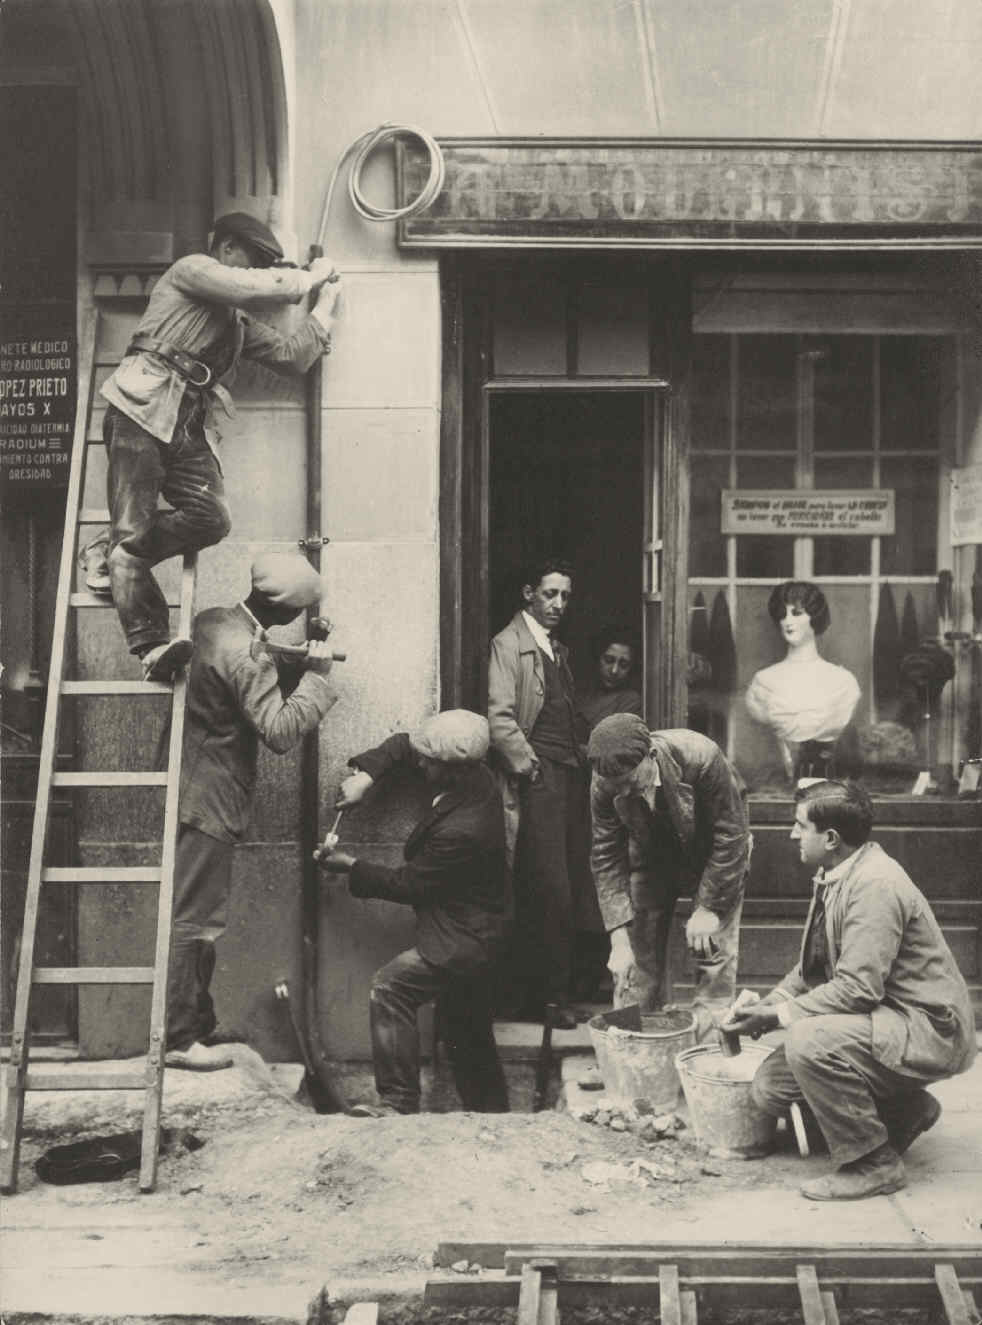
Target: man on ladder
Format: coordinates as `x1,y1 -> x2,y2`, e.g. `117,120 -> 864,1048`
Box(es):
88,212 -> 342,681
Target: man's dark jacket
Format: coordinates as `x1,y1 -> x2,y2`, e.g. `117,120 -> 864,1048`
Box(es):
348,734 -> 506,974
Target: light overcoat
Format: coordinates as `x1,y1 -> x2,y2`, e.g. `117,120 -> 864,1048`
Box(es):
767,840 -> 976,1080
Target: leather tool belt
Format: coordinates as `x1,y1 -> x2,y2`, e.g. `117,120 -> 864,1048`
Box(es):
127,334 -> 213,388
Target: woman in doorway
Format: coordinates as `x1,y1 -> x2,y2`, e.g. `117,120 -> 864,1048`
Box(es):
745,581 -> 860,785
576,625 -> 643,736
571,626 -> 643,1001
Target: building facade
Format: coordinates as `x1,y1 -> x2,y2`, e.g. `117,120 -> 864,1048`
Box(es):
2,0 -> 980,1060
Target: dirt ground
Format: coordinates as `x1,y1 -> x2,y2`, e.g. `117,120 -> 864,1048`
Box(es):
6,1043 -> 980,1324
9,1046 -> 807,1281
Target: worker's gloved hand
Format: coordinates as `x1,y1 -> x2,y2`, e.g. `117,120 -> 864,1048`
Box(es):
685,905 -> 721,959
312,277 -> 343,331
303,640 -> 335,676
336,769 -> 374,808
607,925 -> 634,983
313,846 -> 356,874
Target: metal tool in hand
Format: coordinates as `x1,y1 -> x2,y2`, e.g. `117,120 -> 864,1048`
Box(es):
322,809 -> 343,852
248,637 -> 347,663
718,988 -> 760,1057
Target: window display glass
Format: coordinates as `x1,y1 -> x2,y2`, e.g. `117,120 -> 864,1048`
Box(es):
688,331 -> 965,799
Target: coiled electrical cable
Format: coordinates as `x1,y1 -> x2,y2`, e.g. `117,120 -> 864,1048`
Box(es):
316,122 -> 445,248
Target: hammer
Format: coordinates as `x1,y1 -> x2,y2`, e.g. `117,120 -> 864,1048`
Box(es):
249,637 -> 346,663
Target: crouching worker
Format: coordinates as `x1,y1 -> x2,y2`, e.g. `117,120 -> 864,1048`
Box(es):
314,711 -> 509,1117
587,714 -> 751,1039
165,552 -> 339,1070
724,780 -> 976,1201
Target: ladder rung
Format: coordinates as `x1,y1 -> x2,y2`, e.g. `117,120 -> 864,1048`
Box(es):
79,507 -> 111,523
62,680 -> 173,695
33,966 -> 155,984
52,771 -> 168,787
43,867 -> 162,883
24,1071 -> 147,1091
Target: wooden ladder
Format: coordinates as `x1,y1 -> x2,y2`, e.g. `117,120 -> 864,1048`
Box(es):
0,310 -> 197,1194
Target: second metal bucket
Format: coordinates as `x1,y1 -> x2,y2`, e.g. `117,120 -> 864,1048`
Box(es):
675,1042 -> 778,1159
588,1006 -> 697,1113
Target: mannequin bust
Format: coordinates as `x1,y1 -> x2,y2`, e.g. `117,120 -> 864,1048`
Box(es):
745,581 -> 860,783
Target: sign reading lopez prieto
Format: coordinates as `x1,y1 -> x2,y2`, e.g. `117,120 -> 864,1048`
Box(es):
722,491 -> 895,537
398,141 -> 982,248
0,309 -> 74,490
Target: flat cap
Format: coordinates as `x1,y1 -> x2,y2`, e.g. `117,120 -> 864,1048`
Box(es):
409,710 -> 490,764
212,211 -> 284,266
250,552 -> 322,609
587,713 -> 652,777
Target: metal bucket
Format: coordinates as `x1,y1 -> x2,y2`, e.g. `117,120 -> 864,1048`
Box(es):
675,1042 -> 778,1159
588,1006 -> 696,1114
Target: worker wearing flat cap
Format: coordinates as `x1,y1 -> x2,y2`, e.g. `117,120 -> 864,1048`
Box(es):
90,211 -> 342,684
315,711 -> 510,1116
165,552 -> 340,1071
587,715 -> 751,1039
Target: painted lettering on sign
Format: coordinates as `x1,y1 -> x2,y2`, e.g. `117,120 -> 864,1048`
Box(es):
399,142 -> 982,247
0,319 -> 75,489
721,490 -> 895,537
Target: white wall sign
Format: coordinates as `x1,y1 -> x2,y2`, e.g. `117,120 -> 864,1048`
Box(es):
950,464 -> 982,546
721,490 -> 895,536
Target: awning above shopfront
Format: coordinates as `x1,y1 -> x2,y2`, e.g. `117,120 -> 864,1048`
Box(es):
442,0 -> 980,142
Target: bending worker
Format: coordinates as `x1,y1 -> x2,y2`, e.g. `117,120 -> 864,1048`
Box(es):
315,710 -> 509,1117
587,713 -> 751,1038
724,779 -> 975,1201
166,552 -> 339,1071
95,211 -> 341,682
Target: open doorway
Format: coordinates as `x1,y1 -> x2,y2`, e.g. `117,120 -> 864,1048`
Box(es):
488,391 -> 645,694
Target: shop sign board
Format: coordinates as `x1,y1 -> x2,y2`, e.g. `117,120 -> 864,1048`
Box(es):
398,140 -> 982,248
950,464 -> 982,546
0,306 -> 74,489
721,490 -> 895,536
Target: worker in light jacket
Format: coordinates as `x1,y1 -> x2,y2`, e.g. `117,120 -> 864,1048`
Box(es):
724,778 -> 975,1202
93,211 -> 341,682
165,552 -> 338,1071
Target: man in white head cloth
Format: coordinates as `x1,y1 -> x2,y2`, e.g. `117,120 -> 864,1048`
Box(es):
316,711 -> 509,1116
165,551 -> 339,1070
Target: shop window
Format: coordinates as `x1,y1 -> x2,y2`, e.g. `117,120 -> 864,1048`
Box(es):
688,332 -> 960,799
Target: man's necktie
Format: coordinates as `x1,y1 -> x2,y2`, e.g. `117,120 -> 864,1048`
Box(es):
802,883 -> 830,987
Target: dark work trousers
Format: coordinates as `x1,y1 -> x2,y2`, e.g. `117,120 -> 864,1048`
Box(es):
751,1014 -> 940,1165
370,946 -> 509,1114
513,756 -> 580,1007
105,402 -> 231,654
166,824 -> 234,1051
615,876 -> 743,1039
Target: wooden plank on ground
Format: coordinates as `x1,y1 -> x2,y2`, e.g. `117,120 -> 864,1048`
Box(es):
936,1264 -> 974,1325
660,1264 -> 682,1325
797,1264 -> 826,1325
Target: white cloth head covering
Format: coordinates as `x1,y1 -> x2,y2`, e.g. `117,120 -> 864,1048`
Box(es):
250,552 -> 322,609
409,710 -> 490,763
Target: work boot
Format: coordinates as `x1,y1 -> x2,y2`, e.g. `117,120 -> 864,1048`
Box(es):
142,637 -> 193,683
78,538 -> 112,595
165,1041 -> 234,1072
348,1101 -> 402,1118
801,1143 -> 906,1201
878,1090 -> 942,1156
